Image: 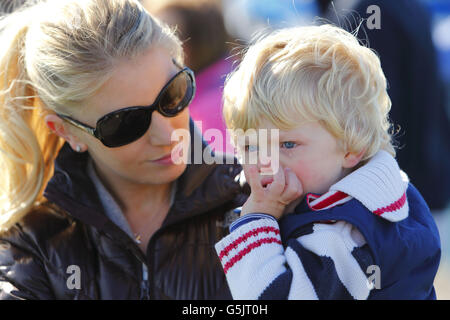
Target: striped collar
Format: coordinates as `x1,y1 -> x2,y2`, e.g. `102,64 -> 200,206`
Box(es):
304,151 -> 409,222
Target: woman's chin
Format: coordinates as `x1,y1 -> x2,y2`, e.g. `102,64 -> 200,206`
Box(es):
142,162 -> 187,185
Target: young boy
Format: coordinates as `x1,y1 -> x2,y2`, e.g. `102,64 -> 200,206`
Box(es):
214,24 -> 441,300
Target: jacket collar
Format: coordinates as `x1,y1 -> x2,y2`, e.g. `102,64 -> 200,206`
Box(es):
43,118 -> 244,230
297,151 -> 410,222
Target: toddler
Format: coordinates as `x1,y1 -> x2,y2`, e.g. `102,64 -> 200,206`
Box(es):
215,24 -> 441,300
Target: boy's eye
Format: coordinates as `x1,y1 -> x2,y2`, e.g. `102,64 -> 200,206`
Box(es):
244,145 -> 258,152
281,141 -> 297,149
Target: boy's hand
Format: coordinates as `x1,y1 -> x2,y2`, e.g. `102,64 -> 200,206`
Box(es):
241,163 -> 303,220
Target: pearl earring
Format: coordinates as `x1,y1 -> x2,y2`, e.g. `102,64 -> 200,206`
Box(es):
76,145 -> 81,153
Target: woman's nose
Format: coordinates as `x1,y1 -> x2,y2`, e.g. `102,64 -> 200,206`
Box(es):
147,112 -> 175,146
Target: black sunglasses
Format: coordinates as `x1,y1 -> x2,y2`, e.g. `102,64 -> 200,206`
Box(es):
57,63 -> 195,148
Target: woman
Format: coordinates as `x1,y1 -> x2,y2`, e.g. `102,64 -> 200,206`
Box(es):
0,0 -> 245,299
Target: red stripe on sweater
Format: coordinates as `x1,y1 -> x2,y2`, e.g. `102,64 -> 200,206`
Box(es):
218,226 -> 280,260
222,237 -> 282,274
309,191 -> 349,210
373,192 -> 407,215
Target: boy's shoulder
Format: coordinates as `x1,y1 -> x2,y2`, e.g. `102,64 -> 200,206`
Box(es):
282,179 -> 436,238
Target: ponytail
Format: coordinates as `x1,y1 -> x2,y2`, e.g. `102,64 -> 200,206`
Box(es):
0,4 -> 64,231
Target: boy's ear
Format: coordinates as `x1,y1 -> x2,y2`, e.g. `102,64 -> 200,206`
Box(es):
342,148 -> 366,169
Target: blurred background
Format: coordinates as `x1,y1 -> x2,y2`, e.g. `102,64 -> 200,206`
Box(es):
143,0 -> 450,299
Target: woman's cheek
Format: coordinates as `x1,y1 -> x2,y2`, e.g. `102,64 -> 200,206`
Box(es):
174,108 -> 190,130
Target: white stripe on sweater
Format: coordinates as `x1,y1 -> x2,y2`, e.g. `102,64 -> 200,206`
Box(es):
285,247 -> 319,299
298,222 -> 371,299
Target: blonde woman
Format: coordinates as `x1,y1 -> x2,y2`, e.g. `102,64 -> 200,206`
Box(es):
0,0 -> 244,299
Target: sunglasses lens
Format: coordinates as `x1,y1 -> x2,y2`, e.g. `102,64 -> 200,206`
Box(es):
94,68 -> 194,148
159,70 -> 194,116
98,108 -> 150,147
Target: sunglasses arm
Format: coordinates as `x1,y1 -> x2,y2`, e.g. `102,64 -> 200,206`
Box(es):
57,114 -> 97,138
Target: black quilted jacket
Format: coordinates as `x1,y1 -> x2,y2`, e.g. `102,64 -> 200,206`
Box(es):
0,123 -> 247,300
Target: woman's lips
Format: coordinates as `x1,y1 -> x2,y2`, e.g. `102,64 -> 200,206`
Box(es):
150,144 -> 184,165
151,153 -> 173,165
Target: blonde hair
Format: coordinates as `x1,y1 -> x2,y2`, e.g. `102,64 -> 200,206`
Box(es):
0,0 -> 183,231
223,24 -> 395,160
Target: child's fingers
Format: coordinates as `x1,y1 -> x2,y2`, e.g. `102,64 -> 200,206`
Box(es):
259,157 -> 272,175
281,168 -> 303,203
243,164 -> 264,195
268,164 -> 286,194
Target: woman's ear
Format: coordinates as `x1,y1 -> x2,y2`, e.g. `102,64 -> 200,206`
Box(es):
343,148 -> 366,169
45,114 -> 87,152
